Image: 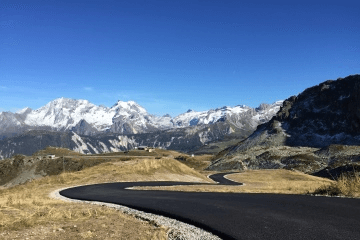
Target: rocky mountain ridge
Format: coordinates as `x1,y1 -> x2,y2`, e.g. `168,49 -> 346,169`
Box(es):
0,120 -> 239,159
0,98 -> 283,157
234,74 -> 360,151
207,74 -> 360,175
0,98 -> 283,139
0,99 -> 284,159
1,98 -> 174,138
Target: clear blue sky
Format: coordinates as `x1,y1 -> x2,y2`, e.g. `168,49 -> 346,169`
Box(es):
1,0 -> 359,116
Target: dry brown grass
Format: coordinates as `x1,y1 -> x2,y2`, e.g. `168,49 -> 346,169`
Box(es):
227,169 -> 333,194
174,154 -> 213,172
0,157 -> 209,239
55,157 -> 211,184
133,169 -> 334,195
94,149 -> 183,158
0,179 -> 167,239
33,146 -> 83,157
314,172 -> 360,197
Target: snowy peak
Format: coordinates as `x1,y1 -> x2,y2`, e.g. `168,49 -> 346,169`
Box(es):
40,98 -> 92,110
173,102 -> 281,128
109,100 -> 175,134
34,98 -> 97,116
111,100 -> 148,117
216,105 -> 251,114
0,97 -> 283,137
24,98 -> 112,130
112,100 -> 145,110
16,107 -> 32,115
0,98 -> 162,136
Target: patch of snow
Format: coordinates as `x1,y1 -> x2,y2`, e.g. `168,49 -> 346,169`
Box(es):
110,147 -> 120,152
312,106 -> 330,113
2,98 -> 283,137
16,107 -> 31,114
99,142 -> 110,153
71,132 -> 90,154
87,143 -> 99,154
199,131 -> 212,144
339,95 -> 350,101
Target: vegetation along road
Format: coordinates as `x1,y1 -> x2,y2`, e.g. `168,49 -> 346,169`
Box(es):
60,173 -> 360,240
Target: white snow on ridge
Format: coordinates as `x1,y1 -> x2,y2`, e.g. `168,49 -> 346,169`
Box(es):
99,142 -> 110,153
173,105 -> 251,127
173,102 -> 283,128
1,97 -> 284,134
111,100 -> 147,115
24,98 -> 114,130
108,135 -> 137,150
21,98 -> 157,132
16,107 -> 31,114
87,143 -> 99,154
71,132 -> 90,154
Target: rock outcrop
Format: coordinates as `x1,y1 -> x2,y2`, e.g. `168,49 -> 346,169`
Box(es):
207,74 -> 360,175
233,74 -> 360,152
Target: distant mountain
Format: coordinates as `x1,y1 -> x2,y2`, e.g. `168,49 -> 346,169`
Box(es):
0,98 -> 282,138
0,99 -> 283,159
173,102 -> 282,129
0,123 -> 242,159
207,74 -> 360,172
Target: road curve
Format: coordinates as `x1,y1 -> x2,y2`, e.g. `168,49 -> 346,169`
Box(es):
60,173 -> 360,240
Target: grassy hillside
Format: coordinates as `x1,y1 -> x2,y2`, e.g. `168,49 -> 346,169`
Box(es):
134,169 -> 334,195
174,154 -> 213,172
33,147 -> 83,157
0,156 -> 211,239
1,147 -> 211,188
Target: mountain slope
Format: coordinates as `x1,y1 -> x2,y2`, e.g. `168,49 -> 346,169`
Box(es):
232,74 -> 360,152
0,98 -> 282,141
207,74 -> 360,173
0,110 -> 284,159
173,102 -> 282,129
0,123 -> 238,159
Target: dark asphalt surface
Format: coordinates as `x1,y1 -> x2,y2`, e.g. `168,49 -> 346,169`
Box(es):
60,173 -> 360,240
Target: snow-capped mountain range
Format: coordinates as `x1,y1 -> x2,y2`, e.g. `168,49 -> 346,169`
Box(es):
0,98 -> 284,158
0,98 -> 283,139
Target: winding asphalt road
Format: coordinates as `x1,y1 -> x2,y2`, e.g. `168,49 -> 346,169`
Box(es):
60,173 -> 360,240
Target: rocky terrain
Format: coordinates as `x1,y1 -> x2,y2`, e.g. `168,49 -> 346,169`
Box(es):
207,75 -> 360,177
0,99 -> 173,138
229,74 -> 360,151
0,100 -> 282,159
0,122 -> 243,159
207,144 -> 360,179
0,98 -> 282,139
